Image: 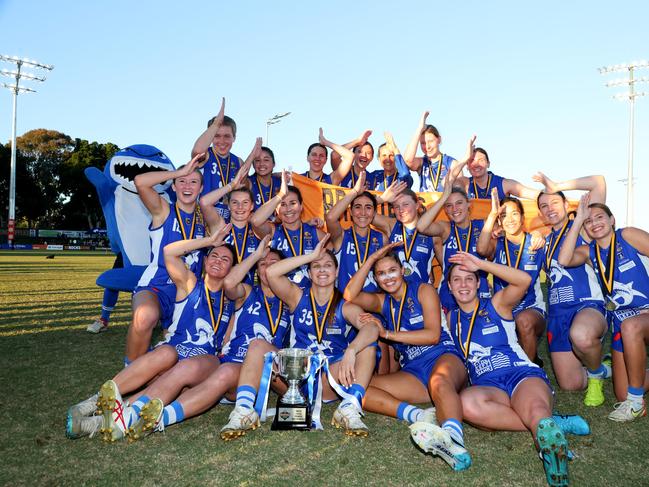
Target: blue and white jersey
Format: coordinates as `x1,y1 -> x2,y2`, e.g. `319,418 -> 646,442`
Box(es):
270,222 -> 320,285
419,154 -> 455,192
389,222 -> 435,284
467,172 -> 506,200
249,174 -> 282,210
339,169 -> 374,189
372,154 -> 414,191
448,298 -> 538,384
544,220 -> 603,315
221,286 -> 290,361
301,171 -> 333,185
163,279 -> 234,358
588,229 -> 649,311
224,223 -> 260,286
382,279 -> 455,368
336,227 -> 384,292
438,220 -> 490,310
290,286 -> 351,359
201,148 -> 242,221
493,234 -> 546,315
137,205 -> 206,288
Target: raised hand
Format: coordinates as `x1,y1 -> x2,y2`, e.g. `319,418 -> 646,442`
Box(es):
575,192 -> 591,222
209,223 -> 232,247
306,217 -> 325,228
311,234 -> 331,260
369,241 -> 403,263
178,152 -> 205,176
461,134 -> 477,164
215,97 -> 225,124
353,170 -> 367,194
384,131 -> 397,153
448,251 -> 482,272
278,169 -> 290,198
419,110 -> 430,127
318,127 -> 330,147
381,180 -> 407,203
252,234 -> 272,259
358,129 -> 372,147
490,188 -> 501,218
529,230 -> 546,251
532,172 -> 559,194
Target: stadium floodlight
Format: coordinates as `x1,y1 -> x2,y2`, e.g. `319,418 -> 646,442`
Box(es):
266,112 -> 292,145
599,60 -> 648,226
0,54 -> 54,247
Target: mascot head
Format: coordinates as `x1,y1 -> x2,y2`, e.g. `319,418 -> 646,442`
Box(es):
106,144 -> 175,193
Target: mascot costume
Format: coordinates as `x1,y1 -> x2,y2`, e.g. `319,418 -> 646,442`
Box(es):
85,145 -> 175,294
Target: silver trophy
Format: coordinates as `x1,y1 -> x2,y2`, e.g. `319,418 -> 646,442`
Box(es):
271,348 -> 313,430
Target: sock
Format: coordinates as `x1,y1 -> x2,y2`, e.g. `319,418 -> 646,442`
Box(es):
101,289 -> 119,322
123,356 -> 132,368
396,402 -> 424,424
627,386 -> 645,405
131,395 -> 151,417
442,418 -> 465,446
162,401 -> 185,427
586,363 -> 608,379
341,384 -> 366,410
234,385 -> 257,410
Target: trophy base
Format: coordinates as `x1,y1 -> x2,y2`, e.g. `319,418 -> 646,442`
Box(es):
271,399 -> 312,431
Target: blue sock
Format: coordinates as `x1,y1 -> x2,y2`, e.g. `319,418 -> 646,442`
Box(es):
341,384 -> 366,409
131,395 -> 150,417
162,401 -> 185,427
235,385 -> 257,410
442,418 -> 465,446
628,386 -> 645,404
396,402 -> 424,424
587,363 -> 607,379
101,289 -> 119,322
123,356 -> 131,368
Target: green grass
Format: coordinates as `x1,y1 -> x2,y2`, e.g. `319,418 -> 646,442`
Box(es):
1,251 -> 647,486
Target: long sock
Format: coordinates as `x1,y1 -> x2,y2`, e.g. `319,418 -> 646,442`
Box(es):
627,386 -> 645,406
442,418 -> 465,446
162,401 -> 185,427
341,384 -> 366,409
235,385 -> 257,410
396,402 -> 425,424
101,289 -> 119,322
586,363 -> 608,379
131,395 -> 150,417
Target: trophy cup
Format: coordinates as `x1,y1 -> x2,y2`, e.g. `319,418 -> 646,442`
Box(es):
271,348 -> 313,431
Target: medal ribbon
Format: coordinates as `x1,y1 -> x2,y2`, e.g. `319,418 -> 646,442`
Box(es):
453,221 -> 473,253
204,278 -> 225,334
352,228 -> 371,269
309,289 -> 334,343
505,233 -> 527,269
545,220 -> 569,269
263,293 -> 283,336
456,301 -> 479,360
255,175 -> 273,205
174,203 -> 196,241
230,224 -> 249,263
281,223 -> 303,257
429,153 -> 444,190
472,173 -> 492,199
402,226 -> 418,262
389,282 -> 408,333
210,147 -> 231,188
595,231 -> 617,296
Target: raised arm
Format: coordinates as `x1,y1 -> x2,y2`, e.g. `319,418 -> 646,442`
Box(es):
476,188 -> 500,259
320,128 -> 354,186
416,171 -> 457,237
325,171 -> 367,249
191,98 -> 225,158
370,180 -> 407,235
403,111 -> 428,171
330,129 -> 372,170
250,169 -> 289,237
533,172 -> 607,205
163,224 -> 231,300
502,178 -> 540,201
224,235 -> 271,303
556,194 -> 591,267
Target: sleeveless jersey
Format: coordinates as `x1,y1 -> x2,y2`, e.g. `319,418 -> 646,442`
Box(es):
544,220 -> 603,314
224,223 -> 260,286
493,234 -> 546,315
201,148 -> 242,221
419,154 -> 454,192
340,168 -> 376,189
221,286 -> 290,360
301,171 -> 333,185
438,220 -> 490,309
449,298 -> 538,384
270,222 -> 320,285
381,279 -> 455,368
290,286 -> 351,359
336,227 -> 384,292
588,229 -> 649,311
249,173 -> 282,210
164,279 -> 234,357
389,221 -> 435,284
467,172 -> 506,200
137,205 -> 206,288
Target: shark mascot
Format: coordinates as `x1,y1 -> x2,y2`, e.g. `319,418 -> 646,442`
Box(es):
84,144 -> 175,292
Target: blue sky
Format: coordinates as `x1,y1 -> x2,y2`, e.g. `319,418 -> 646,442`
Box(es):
1,0 -> 648,228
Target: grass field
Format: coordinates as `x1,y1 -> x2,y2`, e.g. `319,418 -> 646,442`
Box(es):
1,250 -> 648,486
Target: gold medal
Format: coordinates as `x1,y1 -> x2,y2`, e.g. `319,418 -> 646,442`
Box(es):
430,153 -> 444,190
309,289 -> 334,343
605,299 -> 617,311
282,223 -> 304,257
545,221 -> 569,269
505,233 -> 526,269
210,147 -> 232,188
263,293 -> 283,336
595,232 -> 617,298
390,283 -> 408,333
204,278 -> 225,334
454,222 -> 473,253
472,173 -> 492,199
456,301 -> 479,360
174,203 -> 197,241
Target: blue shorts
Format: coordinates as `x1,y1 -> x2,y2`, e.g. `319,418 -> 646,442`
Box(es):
401,345 -> 463,387
547,303 -> 605,353
513,304 -> 546,320
155,341 -> 216,361
133,283 -> 177,329
472,366 -> 551,397
607,306 -> 649,353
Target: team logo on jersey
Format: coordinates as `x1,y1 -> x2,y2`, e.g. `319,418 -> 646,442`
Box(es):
407,297 -> 416,313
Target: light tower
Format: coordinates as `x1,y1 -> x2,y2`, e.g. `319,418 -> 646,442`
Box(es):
599,60 -> 648,226
0,55 -> 54,246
